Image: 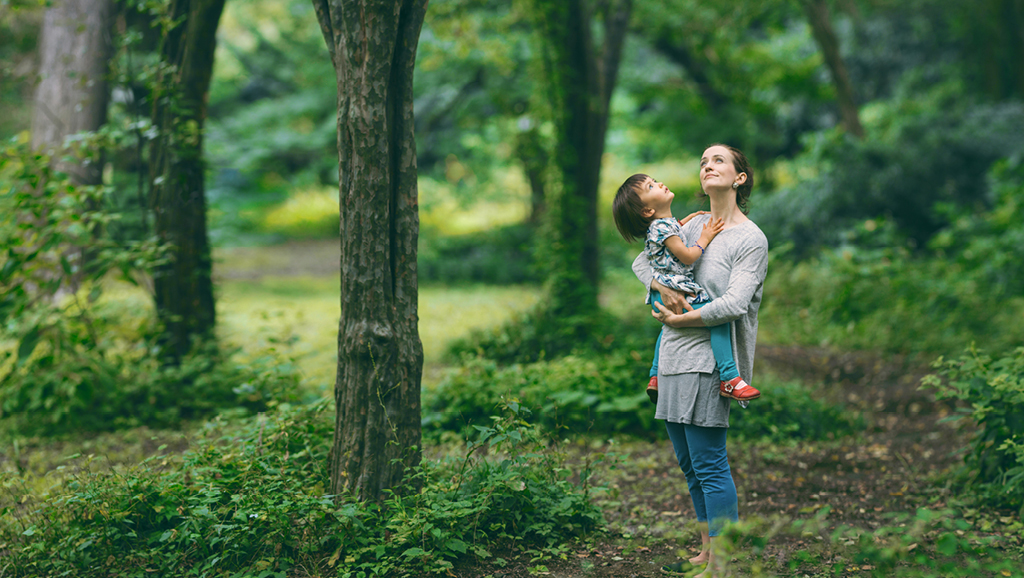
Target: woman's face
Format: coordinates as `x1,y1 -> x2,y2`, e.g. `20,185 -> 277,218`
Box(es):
699,145 -> 744,193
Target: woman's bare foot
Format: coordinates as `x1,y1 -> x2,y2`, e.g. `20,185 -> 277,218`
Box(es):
693,550 -> 716,578
688,550 -> 709,565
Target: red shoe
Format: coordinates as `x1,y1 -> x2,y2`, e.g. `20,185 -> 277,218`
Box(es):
720,377 -> 760,401
647,376 -> 658,404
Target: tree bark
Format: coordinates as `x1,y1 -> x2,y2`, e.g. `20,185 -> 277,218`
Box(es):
312,0 -> 427,501
148,0 -> 224,361
800,0 -> 864,138
31,0 -> 113,183
530,0 -> 632,320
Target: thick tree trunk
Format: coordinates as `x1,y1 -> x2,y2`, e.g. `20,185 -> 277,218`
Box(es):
312,0 -> 427,501
31,0 -> 113,183
800,0 -> 864,138
148,0 -> 224,361
530,0 -> 632,320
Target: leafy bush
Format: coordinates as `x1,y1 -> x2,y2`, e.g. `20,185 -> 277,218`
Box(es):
445,304 -> 653,365
0,138 -> 300,434
761,156 -> 1024,356
753,84 -> 1024,254
0,401 -> 605,577
259,186 -> 339,239
713,507 -> 1021,577
419,222 -> 541,284
923,346 -> 1024,512
423,353 -> 862,443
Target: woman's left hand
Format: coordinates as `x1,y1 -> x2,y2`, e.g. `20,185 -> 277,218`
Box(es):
653,300 -> 686,327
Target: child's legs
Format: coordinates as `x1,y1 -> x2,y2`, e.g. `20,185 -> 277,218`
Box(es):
650,291 -> 664,378
692,301 -> 740,382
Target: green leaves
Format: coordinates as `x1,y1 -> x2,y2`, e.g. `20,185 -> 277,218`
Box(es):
923,346 -> 1024,510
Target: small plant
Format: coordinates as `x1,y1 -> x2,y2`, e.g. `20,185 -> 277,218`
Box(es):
923,346 -> 1024,512
424,352 -> 862,443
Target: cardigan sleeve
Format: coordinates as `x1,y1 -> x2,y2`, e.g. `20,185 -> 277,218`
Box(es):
631,251 -> 653,293
697,234 -> 768,327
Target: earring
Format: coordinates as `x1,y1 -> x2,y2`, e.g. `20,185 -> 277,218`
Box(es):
732,182 -> 739,189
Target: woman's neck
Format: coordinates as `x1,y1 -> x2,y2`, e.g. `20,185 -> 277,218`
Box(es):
708,191 -> 748,228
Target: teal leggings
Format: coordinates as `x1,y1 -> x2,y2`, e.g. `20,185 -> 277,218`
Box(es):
650,291 -> 739,382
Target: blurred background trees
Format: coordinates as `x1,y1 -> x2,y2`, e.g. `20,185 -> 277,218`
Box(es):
1,0 -> 1021,439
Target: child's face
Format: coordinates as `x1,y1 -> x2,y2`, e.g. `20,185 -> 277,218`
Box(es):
637,176 -> 674,214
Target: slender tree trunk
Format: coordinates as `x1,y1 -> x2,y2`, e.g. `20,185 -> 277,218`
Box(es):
530,0 -> 632,321
30,0 -> 113,299
312,0 -> 427,501
31,0 -> 113,182
514,123 -> 547,224
800,0 -> 864,138
149,0 -> 224,361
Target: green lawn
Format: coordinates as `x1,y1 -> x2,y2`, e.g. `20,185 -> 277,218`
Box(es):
217,277 -> 542,394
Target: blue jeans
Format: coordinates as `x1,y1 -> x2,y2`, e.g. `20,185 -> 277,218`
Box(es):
650,291 -> 739,381
664,421 -> 739,536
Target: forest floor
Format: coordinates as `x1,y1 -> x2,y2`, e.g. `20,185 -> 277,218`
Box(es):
453,347 -> 1021,578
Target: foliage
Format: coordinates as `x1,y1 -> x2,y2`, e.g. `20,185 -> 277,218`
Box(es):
0,401 -> 605,577
759,155 -> 1024,357
419,222 -> 541,284
0,138 -> 299,434
712,506 -> 1022,577
753,84 -> 1024,253
424,350 -> 862,443
923,346 -> 1024,512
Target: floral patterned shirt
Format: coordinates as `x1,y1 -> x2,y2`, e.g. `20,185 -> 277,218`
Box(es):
645,217 -> 710,304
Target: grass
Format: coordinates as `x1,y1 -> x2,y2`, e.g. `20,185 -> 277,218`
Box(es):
216,276 -> 543,393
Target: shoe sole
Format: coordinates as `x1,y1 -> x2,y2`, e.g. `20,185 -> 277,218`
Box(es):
720,390 -> 760,401
647,388 -> 658,404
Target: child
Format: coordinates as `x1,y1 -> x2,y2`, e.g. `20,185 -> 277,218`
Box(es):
612,173 -> 760,405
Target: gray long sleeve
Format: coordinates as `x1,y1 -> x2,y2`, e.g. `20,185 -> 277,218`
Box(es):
632,216 -> 769,383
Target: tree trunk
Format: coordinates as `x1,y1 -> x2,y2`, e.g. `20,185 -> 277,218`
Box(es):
31,0 -> 113,183
514,122 -> 547,224
530,0 -> 632,321
148,0 -> 224,361
800,0 -> 864,138
312,0 -> 427,501
30,0 -> 113,300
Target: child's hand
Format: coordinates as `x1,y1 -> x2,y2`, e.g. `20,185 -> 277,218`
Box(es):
698,217 -> 725,246
678,211 -> 709,226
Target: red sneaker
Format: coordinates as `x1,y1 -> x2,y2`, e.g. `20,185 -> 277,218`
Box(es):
647,376 -> 658,404
720,377 -> 760,401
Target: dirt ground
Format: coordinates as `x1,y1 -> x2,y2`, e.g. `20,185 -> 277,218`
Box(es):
449,346 -> 992,578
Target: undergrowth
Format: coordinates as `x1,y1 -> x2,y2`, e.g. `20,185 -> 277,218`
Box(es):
0,401 -> 605,577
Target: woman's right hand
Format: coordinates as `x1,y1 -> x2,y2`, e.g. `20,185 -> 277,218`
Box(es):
651,279 -> 694,313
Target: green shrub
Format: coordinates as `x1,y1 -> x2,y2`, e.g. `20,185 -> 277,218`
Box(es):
0,138 -> 300,434
923,346 -> 1024,512
0,401 -> 604,577
423,353 -> 862,442
445,304 -> 655,365
761,241 -> 1024,356
713,507 -> 1021,577
418,222 -> 541,285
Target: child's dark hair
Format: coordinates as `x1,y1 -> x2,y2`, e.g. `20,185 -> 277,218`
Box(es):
612,173 -> 653,243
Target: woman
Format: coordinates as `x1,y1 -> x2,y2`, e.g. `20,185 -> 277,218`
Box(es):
632,144 -> 768,577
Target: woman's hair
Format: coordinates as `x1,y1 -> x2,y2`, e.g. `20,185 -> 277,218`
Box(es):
612,173 -> 653,244
703,143 -> 754,214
